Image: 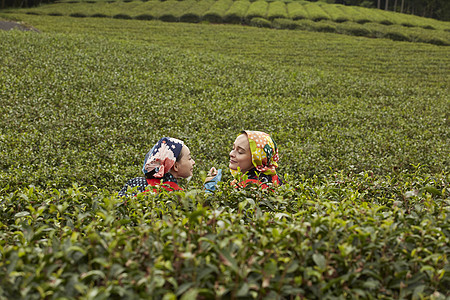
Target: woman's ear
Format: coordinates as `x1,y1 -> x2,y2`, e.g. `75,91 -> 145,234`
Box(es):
172,161 -> 179,172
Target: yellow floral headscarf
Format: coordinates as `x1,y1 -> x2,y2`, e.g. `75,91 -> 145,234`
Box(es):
230,130 -> 279,177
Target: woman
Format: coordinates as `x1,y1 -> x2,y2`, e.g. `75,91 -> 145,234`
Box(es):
119,137 -> 195,197
205,130 -> 282,190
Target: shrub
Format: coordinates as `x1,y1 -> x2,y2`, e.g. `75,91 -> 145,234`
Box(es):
384,30 -> 410,41
150,0 -> 178,21
159,12 -> 177,22
0,170 -> 449,299
266,1 -> 288,20
287,1 -> 308,20
293,18 -> 317,30
272,17 -> 298,30
320,3 -> 349,23
69,12 -> 87,17
357,7 -> 394,25
224,0 -> 250,24
421,25 -> 435,30
336,21 -> 372,37
245,0 -> 268,21
91,13 -> 109,18
338,5 -> 370,23
180,0 -> 214,23
203,0 -> 232,23
304,2 -> 330,21
134,13 -> 154,20
313,20 -> 337,32
250,17 -> 271,28
113,13 -> 132,19
133,0 -> 159,19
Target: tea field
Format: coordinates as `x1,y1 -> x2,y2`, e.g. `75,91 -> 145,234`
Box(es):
4,0 -> 450,45
0,12 -> 449,299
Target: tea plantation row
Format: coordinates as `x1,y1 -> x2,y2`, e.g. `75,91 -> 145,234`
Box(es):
1,170 -> 449,298
7,0 -> 450,45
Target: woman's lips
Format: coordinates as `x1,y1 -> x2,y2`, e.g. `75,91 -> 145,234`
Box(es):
229,160 -> 237,164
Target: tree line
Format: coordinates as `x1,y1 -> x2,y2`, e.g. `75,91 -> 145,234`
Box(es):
1,0 -> 54,9
1,0 -> 449,21
334,0 -> 449,21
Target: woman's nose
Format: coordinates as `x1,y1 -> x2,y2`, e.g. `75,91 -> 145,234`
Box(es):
229,150 -> 235,157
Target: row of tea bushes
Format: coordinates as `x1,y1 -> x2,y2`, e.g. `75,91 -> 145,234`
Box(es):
18,0 -> 450,30
12,0 -> 449,45
1,170 -> 449,298
255,18 -> 449,45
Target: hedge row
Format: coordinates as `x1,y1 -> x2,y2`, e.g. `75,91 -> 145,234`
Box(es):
256,18 -> 450,45
1,170 -> 449,298
18,0 -> 450,31
286,1 -> 307,20
320,3 -> 349,23
203,0 -> 232,23
16,1 -> 449,45
244,0 -> 267,21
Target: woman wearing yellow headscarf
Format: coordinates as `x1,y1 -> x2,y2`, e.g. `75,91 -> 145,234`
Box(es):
205,130 -> 282,191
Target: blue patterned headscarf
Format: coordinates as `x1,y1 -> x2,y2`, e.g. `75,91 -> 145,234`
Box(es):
142,137 -> 184,178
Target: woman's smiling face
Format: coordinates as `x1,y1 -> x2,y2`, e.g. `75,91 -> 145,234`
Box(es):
229,134 -> 254,173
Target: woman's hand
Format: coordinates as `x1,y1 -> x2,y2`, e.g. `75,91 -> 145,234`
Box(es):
204,167 -> 218,183
204,168 -> 222,193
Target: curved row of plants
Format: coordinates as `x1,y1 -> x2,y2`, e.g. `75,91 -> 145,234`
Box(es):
11,0 -> 450,45
21,0 -> 450,28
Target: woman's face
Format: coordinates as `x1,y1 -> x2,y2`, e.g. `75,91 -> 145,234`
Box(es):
172,145 -> 195,178
229,134 -> 254,173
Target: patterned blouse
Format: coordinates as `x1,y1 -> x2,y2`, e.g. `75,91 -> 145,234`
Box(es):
118,173 -> 178,197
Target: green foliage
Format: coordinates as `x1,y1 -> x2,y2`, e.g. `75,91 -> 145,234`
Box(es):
266,1 -> 287,21
245,0 -> 268,21
0,9 -> 449,298
338,4 -> 371,23
223,0 -> 250,24
272,17 -> 298,30
6,0 -> 450,45
0,171 -> 449,298
0,17 -> 449,192
180,0 -> 214,23
203,0 -> 232,23
320,3 -> 349,23
286,1 -> 308,20
304,2 -> 330,21
250,16 -> 271,28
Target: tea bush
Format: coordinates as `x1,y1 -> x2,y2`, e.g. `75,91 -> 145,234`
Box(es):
0,171 -> 449,298
244,0 -> 268,21
320,4 -> 349,23
223,0 -> 249,23
303,2 -> 330,21
203,0 -> 232,23
286,1 -> 308,20
266,1 -> 287,21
